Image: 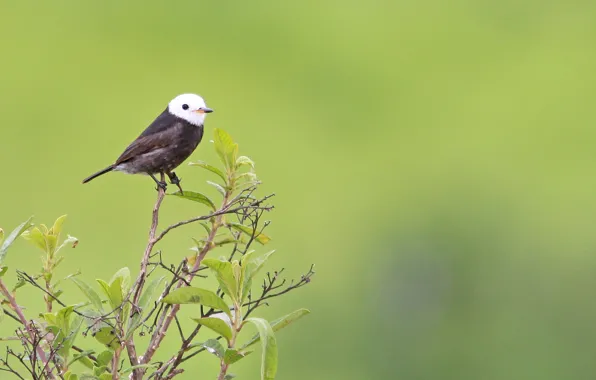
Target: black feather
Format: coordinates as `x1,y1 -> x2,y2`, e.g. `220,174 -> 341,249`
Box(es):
82,165 -> 114,183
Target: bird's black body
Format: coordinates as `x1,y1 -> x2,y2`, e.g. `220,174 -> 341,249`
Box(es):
82,108 -> 204,189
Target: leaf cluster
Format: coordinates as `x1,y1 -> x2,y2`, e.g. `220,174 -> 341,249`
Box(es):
0,129 -> 313,380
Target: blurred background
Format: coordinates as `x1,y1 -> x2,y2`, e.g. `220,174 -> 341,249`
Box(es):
2,1 -> 596,379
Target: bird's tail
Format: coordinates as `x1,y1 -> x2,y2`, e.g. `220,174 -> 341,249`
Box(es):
82,165 -> 115,184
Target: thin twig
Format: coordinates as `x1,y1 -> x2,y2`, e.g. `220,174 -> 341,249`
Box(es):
0,279 -> 54,379
153,195 -> 274,245
141,189 -> 244,373
71,345 -> 98,363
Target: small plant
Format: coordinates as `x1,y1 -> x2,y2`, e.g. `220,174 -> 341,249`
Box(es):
0,129 -> 313,379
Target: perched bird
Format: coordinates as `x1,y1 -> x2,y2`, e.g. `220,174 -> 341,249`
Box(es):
82,93 -> 213,192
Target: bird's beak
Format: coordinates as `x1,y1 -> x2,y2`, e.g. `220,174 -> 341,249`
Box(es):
195,107 -> 214,114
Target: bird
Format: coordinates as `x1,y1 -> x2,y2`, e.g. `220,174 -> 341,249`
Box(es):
82,93 -> 213,192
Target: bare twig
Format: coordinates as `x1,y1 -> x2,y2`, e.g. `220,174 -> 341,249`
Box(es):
141,196 -> 229,367
0,351 -> 26,380
153,194 -> 274,245
141,190 -> 269,374
0,279 -> 54,379
71,345 -> 98,362
2,307 -> 20,323
244,265 -> 315,319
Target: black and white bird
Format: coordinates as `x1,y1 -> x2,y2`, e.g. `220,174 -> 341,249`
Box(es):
82,93 -> 213,192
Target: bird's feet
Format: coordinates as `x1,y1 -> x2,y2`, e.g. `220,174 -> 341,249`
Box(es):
149,173 -> 168,192
167,172 -> 184,194
155,181 -> 168,192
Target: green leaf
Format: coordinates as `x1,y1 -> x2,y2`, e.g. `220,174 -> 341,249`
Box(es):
202,259 -> 238,301
249,250 -> 275,279
200,338 -> 225,358
207,180 -> 226,196
240,250 -> 275,302
79,375 -> 100,380
245,318 -> 278,380
138,276 -> 165,312
232,260 -> 242,289
71,277 -> 104,311
97,278 -> 122,310
79,357 -> 95,370
224,348 -> 252,365
61,314 -> 84,357
96,350 -> 114,367
98,374 -> 111,380
96,279 -> 110,298
199,222 -> 212,234
22,227 -> 46,252
93,327 -> 119,350
108,276 -> 123,309
109,267 -> 131,296
162,287 -> 231,317
66,373 -> 80,380
68,350 -> 96,369
23,227 -> 48,252
242,309 -> 310,349
189,160 -> 227,183
213,128 -> 239,170
50,214 -> 67,235
228,223 -> 271,245
0,266 -> 8,278
12,276 -> 26,292
56,305 -> 75,332
45,305 -> 83,359
93,365 -> 108,376
46,234 -> 58,255
120,363 -> 159,375
192,317 -> 233,344
235,172 -> 258,183
0,217 -> 33,263
42,313 -> 58,325
170,191 -> 216,210
235,155 -> 255,169
0,228 -> 4,245
214,238 -> 244,247
224,375 -> 236,380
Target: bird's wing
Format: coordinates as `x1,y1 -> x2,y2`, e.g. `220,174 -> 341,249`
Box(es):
137,108 -> 177,137
115,120 -> 183,165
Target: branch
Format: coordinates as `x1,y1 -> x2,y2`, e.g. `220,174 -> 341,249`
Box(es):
126,175 -> 167,378
0,279 -> 54,379
244,265 -> 315,319
153,194 -> 274,245
133,175 -> 167,304
141,189 -> 245,372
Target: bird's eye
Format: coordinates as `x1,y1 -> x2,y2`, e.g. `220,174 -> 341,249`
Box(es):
182,104 -> 189,110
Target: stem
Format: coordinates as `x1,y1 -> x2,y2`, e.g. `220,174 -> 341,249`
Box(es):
217,300 -> 241,380
134,176 -> 167,305
0,279 -> 54,379
141,189 -> 233,372
126,175 -> 166,379
152,195 -> 274,245
44,279 -> 52,313
112,345 -> 122,380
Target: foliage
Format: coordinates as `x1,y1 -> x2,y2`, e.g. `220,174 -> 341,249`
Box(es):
0,129 -> 313,379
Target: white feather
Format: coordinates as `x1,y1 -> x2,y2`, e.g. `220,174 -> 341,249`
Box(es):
167,93 -> 211,126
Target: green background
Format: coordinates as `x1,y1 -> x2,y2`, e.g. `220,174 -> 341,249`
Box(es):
2,1 -> 596,379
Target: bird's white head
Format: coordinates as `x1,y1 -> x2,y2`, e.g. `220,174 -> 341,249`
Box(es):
168,93 -> 213,126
